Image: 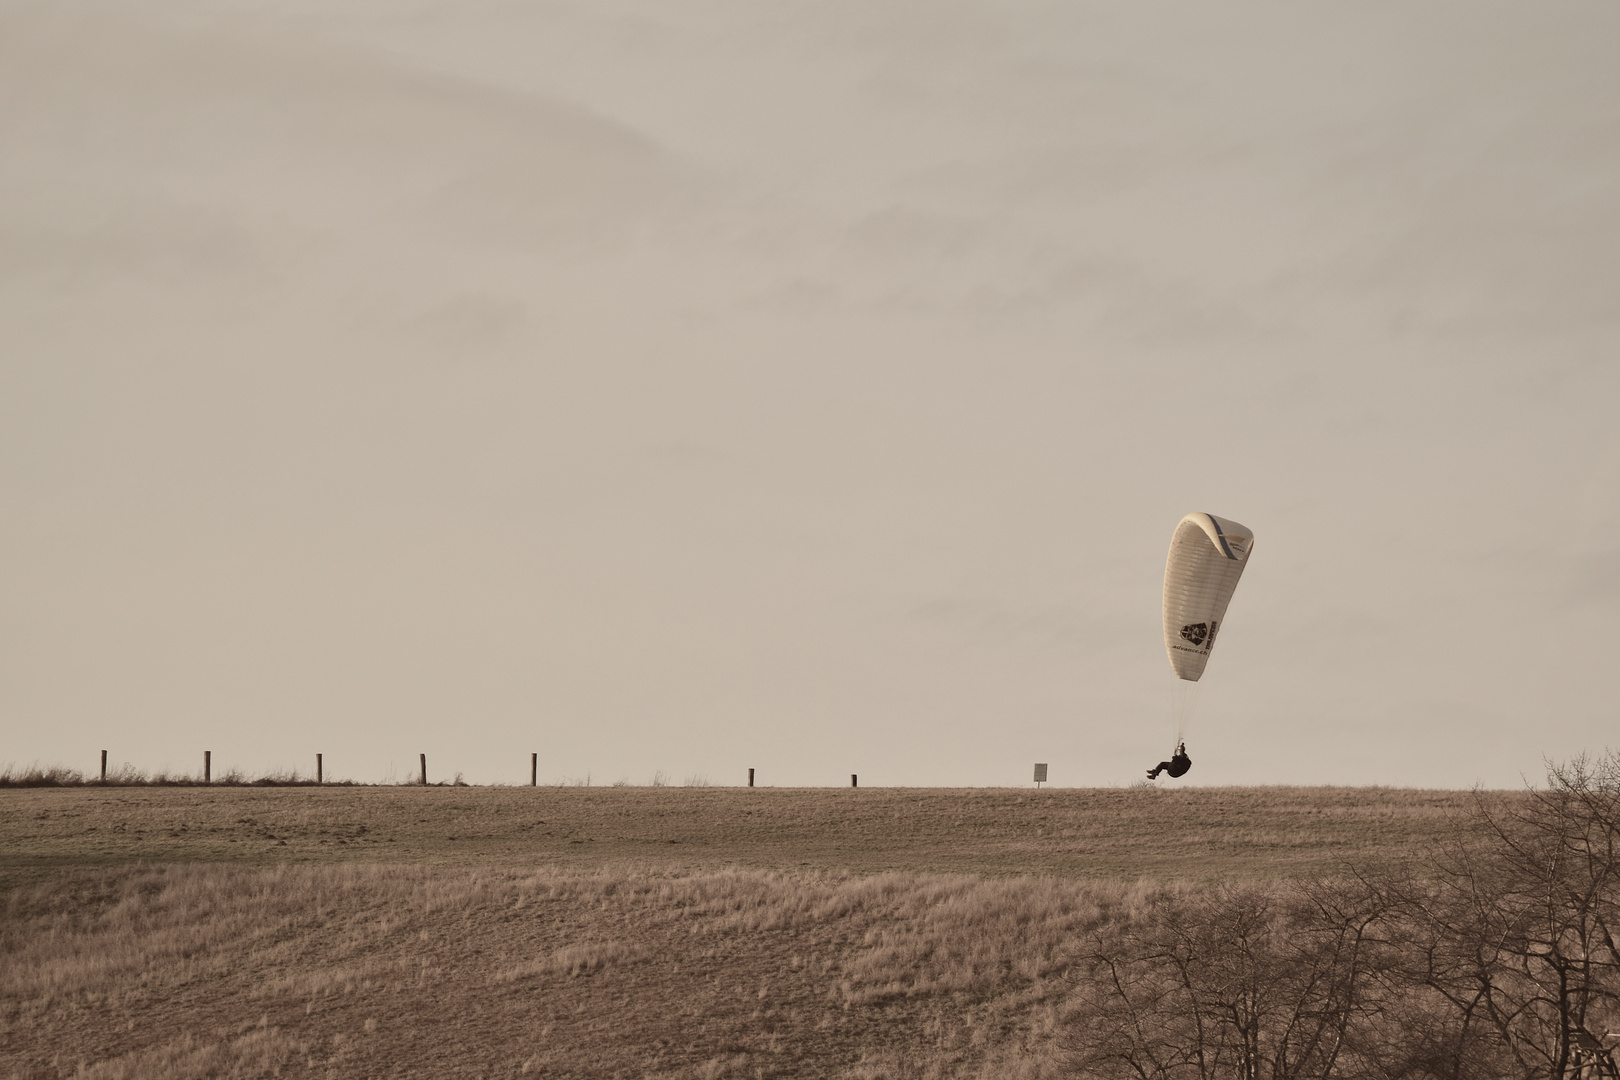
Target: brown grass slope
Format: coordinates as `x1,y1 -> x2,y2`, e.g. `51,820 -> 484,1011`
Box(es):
0,785 -> 1513,1079
2,863 -> 1156,1079
0,785 -> 1486,887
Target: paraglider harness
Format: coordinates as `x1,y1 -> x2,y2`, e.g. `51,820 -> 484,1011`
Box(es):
1147,741 -> 1191,780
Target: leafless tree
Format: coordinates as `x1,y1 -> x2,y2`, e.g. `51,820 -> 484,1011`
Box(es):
1064,755 -> 1620,1080
1065,881 -> 1391,1079
1388,755 -> 1620,1080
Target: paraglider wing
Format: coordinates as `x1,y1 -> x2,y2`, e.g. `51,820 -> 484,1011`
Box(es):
1162,513 -> 1254,681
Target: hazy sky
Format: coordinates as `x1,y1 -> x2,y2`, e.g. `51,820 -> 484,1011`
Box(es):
4,0 -> 1616,788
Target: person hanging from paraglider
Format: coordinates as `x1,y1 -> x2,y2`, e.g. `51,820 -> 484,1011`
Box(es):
1146,741 -> 1191,780
1149,512 -> 1255,786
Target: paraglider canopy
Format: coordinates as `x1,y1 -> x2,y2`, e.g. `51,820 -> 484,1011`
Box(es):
1162,513 -> 1254,682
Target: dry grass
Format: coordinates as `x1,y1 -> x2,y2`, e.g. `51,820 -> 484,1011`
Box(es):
0,784 -> 1491,888
0,863 -> 1158,1079
0,785 -> 1516,1078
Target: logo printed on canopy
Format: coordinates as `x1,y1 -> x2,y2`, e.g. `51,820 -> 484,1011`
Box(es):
1177,620 -> 1220,652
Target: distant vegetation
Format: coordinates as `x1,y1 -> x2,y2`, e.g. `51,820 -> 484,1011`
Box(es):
0,763 -> 691,788
4,758 -> 1619,1077
0,763 -> 354,787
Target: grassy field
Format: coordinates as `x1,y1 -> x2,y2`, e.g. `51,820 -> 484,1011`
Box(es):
0,785 -> 1499,1079
0,784 -> 1482,885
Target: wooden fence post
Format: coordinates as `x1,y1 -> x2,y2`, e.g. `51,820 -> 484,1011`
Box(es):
531,753 -> 537,787
204,750 -> 211,784
420,754 -> 427,786
100,750 -> 107,783
317,754 -> 323,784
748,768 -> 754,788
851,773 -> 857,788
